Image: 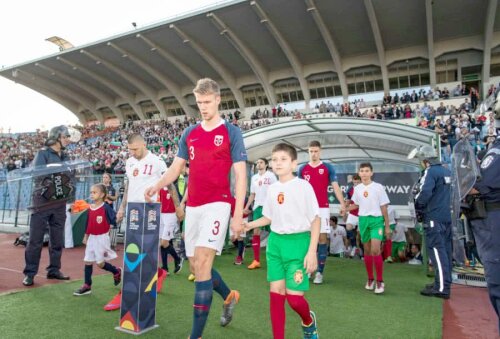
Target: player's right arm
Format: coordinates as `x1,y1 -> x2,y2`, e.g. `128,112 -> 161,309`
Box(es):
145,156 -> 186,200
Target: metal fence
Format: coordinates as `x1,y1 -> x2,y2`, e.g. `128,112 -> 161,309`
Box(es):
0,171 -> 126,227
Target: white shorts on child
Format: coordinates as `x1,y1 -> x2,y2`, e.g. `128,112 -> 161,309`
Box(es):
160,213 -> 179,241
84,234 -> 117,263
184,202 -> 230,257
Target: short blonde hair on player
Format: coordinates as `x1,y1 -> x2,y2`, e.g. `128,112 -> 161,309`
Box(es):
193,78 -> 220,96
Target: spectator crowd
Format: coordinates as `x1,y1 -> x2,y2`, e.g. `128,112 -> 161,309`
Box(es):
1,83 -> 498,174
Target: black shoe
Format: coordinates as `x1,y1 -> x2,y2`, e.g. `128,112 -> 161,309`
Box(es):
22,275 -> 34,286
420,288 -> 450,299
47,272 -> 70,280
73,284 -> 92,296
174,258 -> 184,274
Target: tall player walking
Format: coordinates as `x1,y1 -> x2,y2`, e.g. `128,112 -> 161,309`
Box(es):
298,141 -> 346,284
104,133 -> 169,311
145,78 -> 247,339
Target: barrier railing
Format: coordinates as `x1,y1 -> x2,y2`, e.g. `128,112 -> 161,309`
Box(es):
0,173 -> 126,227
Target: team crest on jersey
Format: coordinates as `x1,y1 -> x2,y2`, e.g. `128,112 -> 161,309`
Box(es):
96,216 -> 103,224
277,192 -> 285,204
363,191 -> 369,198
258,180 -> 262,186
294,270 -> 304,284
148,210 -> 157,223
133,168 -> 139,177
214,135 -> 224,146
130,209 -> 139,223
319,168 -> 324,175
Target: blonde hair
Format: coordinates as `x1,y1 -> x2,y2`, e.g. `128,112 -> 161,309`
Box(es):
193,78 -> 220,96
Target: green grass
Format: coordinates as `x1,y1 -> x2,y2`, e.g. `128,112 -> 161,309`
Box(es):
0,253 -> 441,339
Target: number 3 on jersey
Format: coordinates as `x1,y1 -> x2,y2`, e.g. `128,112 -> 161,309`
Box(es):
189,146 -> 195,160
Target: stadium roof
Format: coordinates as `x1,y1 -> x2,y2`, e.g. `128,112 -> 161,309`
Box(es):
1,0 -> 499,123
243,118 -> 438,164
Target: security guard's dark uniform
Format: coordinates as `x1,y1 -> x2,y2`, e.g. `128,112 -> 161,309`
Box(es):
470,138 -> 500,332
415,161 -> 452,297
23,147 -> 68,279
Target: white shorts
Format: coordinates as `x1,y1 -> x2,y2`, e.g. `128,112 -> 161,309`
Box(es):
346,214 -> 359,227
160,213 -> 179,241
319,208 -> 330,234
184,202 -> 231,257
84,234 -> 117,263
229,217 -> 248,238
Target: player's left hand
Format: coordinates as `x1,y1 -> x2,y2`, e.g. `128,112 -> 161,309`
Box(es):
304,251 -> 318,274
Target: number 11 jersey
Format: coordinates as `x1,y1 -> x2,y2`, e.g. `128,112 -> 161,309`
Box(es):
126,151 -> 167,203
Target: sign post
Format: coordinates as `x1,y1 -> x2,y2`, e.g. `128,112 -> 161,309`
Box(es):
116,202 -> 160,335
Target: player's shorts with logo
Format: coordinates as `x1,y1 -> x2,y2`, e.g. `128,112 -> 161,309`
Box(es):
184,202 -> 230,257
319,208 -> 330,233
358,216 -> 385,243
84,234 -> 117,263
160,213 -> 179,241
253,206 -> 270,232
266,231 -> 310,291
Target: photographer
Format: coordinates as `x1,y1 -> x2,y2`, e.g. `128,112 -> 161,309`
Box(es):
409,145 -> 452,299
22,125 -> 80,286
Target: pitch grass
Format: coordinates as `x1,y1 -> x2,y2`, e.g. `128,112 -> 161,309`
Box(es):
0,253 -> 441,339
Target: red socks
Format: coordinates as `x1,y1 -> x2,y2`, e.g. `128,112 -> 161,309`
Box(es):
374,255 -> 384,282
270,292 -> 286,339
364,255 -> 374,280
286,294 -> 313,326
383,239 -> 393,260
252,235 -> 261,262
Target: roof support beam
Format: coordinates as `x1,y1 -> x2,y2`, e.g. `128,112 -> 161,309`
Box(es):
136,34 -> 201,85
108,42 -> 195,117
483,0 -> 498,95
17,69 -> 103,123
169,24 -> 245,109
425,0 -> 436,87
80,50 -> 167,119
250,1 -> 310,106
364,0 -> 389,93
57,57 -> 144,120
12,72 -> 86,123
305,0 -> 348,100
35,62 -> 125,122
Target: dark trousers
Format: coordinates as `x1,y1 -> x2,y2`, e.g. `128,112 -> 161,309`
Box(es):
23,205 -> 66,277
470,210 -> 500,333
424,220 -> 452,294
